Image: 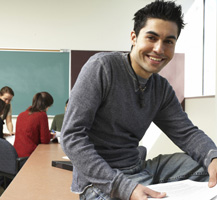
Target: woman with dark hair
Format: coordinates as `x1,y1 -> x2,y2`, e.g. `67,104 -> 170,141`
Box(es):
0,99 -> 6,139
14,92 -> 55,157
0,86 -> 15,135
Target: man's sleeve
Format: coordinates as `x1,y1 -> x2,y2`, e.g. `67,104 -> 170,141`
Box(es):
154,80 -> 217,168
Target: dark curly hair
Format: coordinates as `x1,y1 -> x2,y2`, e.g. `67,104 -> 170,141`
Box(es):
133,0 -> 185,38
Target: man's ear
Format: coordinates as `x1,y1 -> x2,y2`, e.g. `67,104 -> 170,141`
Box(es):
130,31 -> 137,46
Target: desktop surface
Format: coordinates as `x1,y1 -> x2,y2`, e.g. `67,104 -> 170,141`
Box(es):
1,143 -> 79,200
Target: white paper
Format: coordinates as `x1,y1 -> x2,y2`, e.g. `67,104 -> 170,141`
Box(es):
55,131 -> 61,137
147,180 -> 217,200
62,156 -> 69,160
50,131 -> 61,143
5,135 -> 15,145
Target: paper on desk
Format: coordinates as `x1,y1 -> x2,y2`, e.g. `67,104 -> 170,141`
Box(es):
62,156 -> 69,160
50,131 -> 61,143
5,135 -> 15,145
55,131 -> 61,137
55,131 -> 61,143
147,180 -> 217,200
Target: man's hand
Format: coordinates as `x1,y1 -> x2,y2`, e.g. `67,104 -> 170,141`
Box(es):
208,158 -> 217,188
130,184 -> 166,200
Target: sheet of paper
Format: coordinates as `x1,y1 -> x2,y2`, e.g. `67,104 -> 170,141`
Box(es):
50,131 -> 61,143
62,156 -> 69,160
147,180 -> 217,200
5,135 -> 15,145
55,131 -> 61,137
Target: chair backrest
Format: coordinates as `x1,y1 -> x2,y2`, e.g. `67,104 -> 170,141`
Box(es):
0,138 -> 18,175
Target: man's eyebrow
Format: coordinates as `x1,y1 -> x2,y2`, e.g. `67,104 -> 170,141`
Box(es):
146,31 -> 177,40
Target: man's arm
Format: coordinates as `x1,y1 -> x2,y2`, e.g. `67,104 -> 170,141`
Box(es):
154,79 -> 217,167
61,55 -> 137,199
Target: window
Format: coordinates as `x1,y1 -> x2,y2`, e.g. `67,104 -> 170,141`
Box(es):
176,0 -> 216,97
203,0 -> 216,95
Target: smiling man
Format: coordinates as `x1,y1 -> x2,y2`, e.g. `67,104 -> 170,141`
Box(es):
130,18 -> 178,79
61,1 -> 217,200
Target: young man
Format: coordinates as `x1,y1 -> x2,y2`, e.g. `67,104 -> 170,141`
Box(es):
61,1 -> 217,199
50,99 -> 68,132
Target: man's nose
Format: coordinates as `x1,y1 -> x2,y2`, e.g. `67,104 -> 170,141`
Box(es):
153,41 -> 164,55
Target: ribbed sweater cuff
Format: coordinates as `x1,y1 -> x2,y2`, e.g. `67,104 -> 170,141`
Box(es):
204,149 -> 217,168
111,173 -> 138,200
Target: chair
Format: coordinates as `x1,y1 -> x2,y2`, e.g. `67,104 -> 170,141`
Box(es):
0,138 -> 28,189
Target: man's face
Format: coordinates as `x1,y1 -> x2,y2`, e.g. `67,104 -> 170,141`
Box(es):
130,18 -> 178,79
0,93 -> 13,104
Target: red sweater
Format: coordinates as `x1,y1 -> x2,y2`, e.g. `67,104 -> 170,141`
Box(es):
14,108 -> 51,157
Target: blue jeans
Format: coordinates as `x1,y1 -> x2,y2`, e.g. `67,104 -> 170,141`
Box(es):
80,153 -> 209,200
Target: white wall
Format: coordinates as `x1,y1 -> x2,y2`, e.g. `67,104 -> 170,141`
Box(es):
144,96 -> 216,159
2,0 -> 217,159
0,0 -> 195,51
0,0 -> 153,51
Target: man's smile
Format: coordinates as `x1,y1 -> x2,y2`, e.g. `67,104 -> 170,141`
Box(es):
147,55 -> 164,62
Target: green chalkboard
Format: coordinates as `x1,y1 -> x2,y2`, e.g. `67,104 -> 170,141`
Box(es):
0,51 -> 69,116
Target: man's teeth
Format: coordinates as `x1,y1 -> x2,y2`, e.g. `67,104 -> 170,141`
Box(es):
149,56 -> 162,61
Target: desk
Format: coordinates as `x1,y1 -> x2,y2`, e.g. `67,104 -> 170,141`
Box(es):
1,143 -> 79,200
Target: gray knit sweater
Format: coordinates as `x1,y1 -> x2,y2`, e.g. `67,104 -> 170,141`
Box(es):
61,52 -> 217,200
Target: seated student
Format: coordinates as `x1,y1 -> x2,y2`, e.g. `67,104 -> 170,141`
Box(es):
0,86 -> 15,135
51,99 -> 68,132
14,92 -> 55,157
0,99 -> 6,139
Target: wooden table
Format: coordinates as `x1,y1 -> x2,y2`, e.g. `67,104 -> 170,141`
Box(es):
1,143 -> 79,200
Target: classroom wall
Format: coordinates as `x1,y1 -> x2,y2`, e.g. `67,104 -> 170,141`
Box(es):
0,0 -> 194,51
1,0 -> 217,158
0,0 -> 151,51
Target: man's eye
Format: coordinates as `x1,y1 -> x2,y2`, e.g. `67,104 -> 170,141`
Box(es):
147,36 -> 156,41
165,40 -> 174,45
